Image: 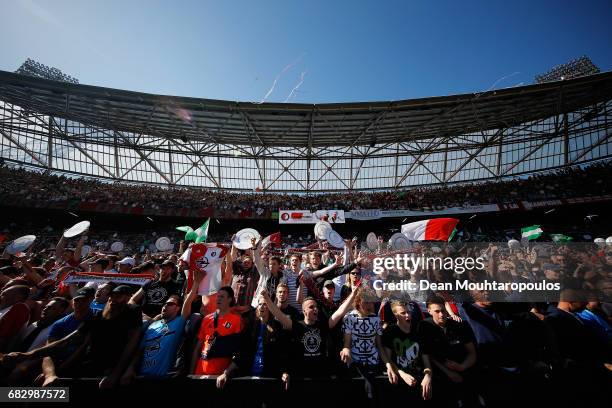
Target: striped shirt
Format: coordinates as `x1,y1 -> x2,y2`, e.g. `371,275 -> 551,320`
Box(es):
284,268 -> 305,313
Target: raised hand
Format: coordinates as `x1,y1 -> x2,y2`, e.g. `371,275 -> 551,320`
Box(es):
193,268 -> 207,283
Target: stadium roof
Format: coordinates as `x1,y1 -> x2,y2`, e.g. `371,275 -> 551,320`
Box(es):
1,69 -> 611,148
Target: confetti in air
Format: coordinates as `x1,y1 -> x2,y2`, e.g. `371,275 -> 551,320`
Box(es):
284,70 -> 308,102
258,53 -> 306,104
68,212 -> 79,218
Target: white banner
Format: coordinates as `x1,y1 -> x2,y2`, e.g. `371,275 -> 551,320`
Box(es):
279,210 -> 346,224
520,199 -> 563,210
348,209 -> 382,220
281,205 -> 499,224
378,204 -> 499,218
63,272 -> 155,286
279,210 -> 317,224
314,210 -> 345,223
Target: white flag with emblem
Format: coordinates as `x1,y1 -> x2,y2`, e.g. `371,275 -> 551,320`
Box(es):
182,243 -> 229,295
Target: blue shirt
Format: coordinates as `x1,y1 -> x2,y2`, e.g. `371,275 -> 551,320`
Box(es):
577,309 -> 612,343
48,310 -> 94,341
251,322 -> 266,376
90,301 -> 106,312
139,315 -> 185,377
48,310 -> 95,359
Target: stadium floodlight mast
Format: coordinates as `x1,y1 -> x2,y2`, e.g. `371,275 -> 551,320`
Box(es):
14,58 -> 79,84
535,56 -> 600,84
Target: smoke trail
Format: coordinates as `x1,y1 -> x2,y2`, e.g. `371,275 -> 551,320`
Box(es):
284,70 -> 308,103
258,53 -> 306,104
484,71 -> 521,93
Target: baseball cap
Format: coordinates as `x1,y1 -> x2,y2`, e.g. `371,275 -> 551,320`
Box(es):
111,285 -> 133,295
74,287 -> 95,300
161,259 -> 176,268
323,280 -> 335,288
118,257 -> 136,266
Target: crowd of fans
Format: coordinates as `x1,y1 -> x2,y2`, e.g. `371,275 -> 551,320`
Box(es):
0,224 -> 610,407
0,161 -> 611,213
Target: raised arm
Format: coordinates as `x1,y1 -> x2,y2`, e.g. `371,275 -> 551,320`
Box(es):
343,244 -> 351,265
18,256 -> 43,285
261,289 -> 292,330
129,288 -> 145,306
252,239 -> 268,277
329,285 -> 358,329
297,278 -> 306,305
182,269 -> 205,319
78,253 -> 99,271
55,236 -> 67,261
301,275 -> 334,309
73,235 -> 87,263
331,251 -> 364,279
222,253 -> 233,286
229,237 -> 238,263
310,255 -> 343,278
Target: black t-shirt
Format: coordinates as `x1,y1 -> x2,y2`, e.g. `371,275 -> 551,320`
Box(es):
240,319 -> 289,377
279,304 -> 300,322
141,279 -> 182,317
77,304 -> 141,374
417,318 -> 475,364
382,325 -> 427,376
291,319 -> 330,377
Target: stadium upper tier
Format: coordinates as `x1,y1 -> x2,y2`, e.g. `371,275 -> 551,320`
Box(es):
1,70 -> 612,147
0,70 -> 611,191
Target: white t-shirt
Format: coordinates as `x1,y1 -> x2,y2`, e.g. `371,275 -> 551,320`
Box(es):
342,310 -> 383,365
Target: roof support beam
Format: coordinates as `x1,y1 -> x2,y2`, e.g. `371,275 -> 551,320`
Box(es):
115,131 -> 173,184
569,128 -> 611,164
0,128 -> 47,167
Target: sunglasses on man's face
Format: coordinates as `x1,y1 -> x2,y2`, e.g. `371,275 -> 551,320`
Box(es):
165,302 -> 179,307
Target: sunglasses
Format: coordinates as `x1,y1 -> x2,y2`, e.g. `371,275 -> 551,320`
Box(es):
165,302 -> 179,307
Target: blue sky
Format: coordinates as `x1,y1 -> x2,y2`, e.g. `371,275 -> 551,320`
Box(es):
1,0 -> 611,103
